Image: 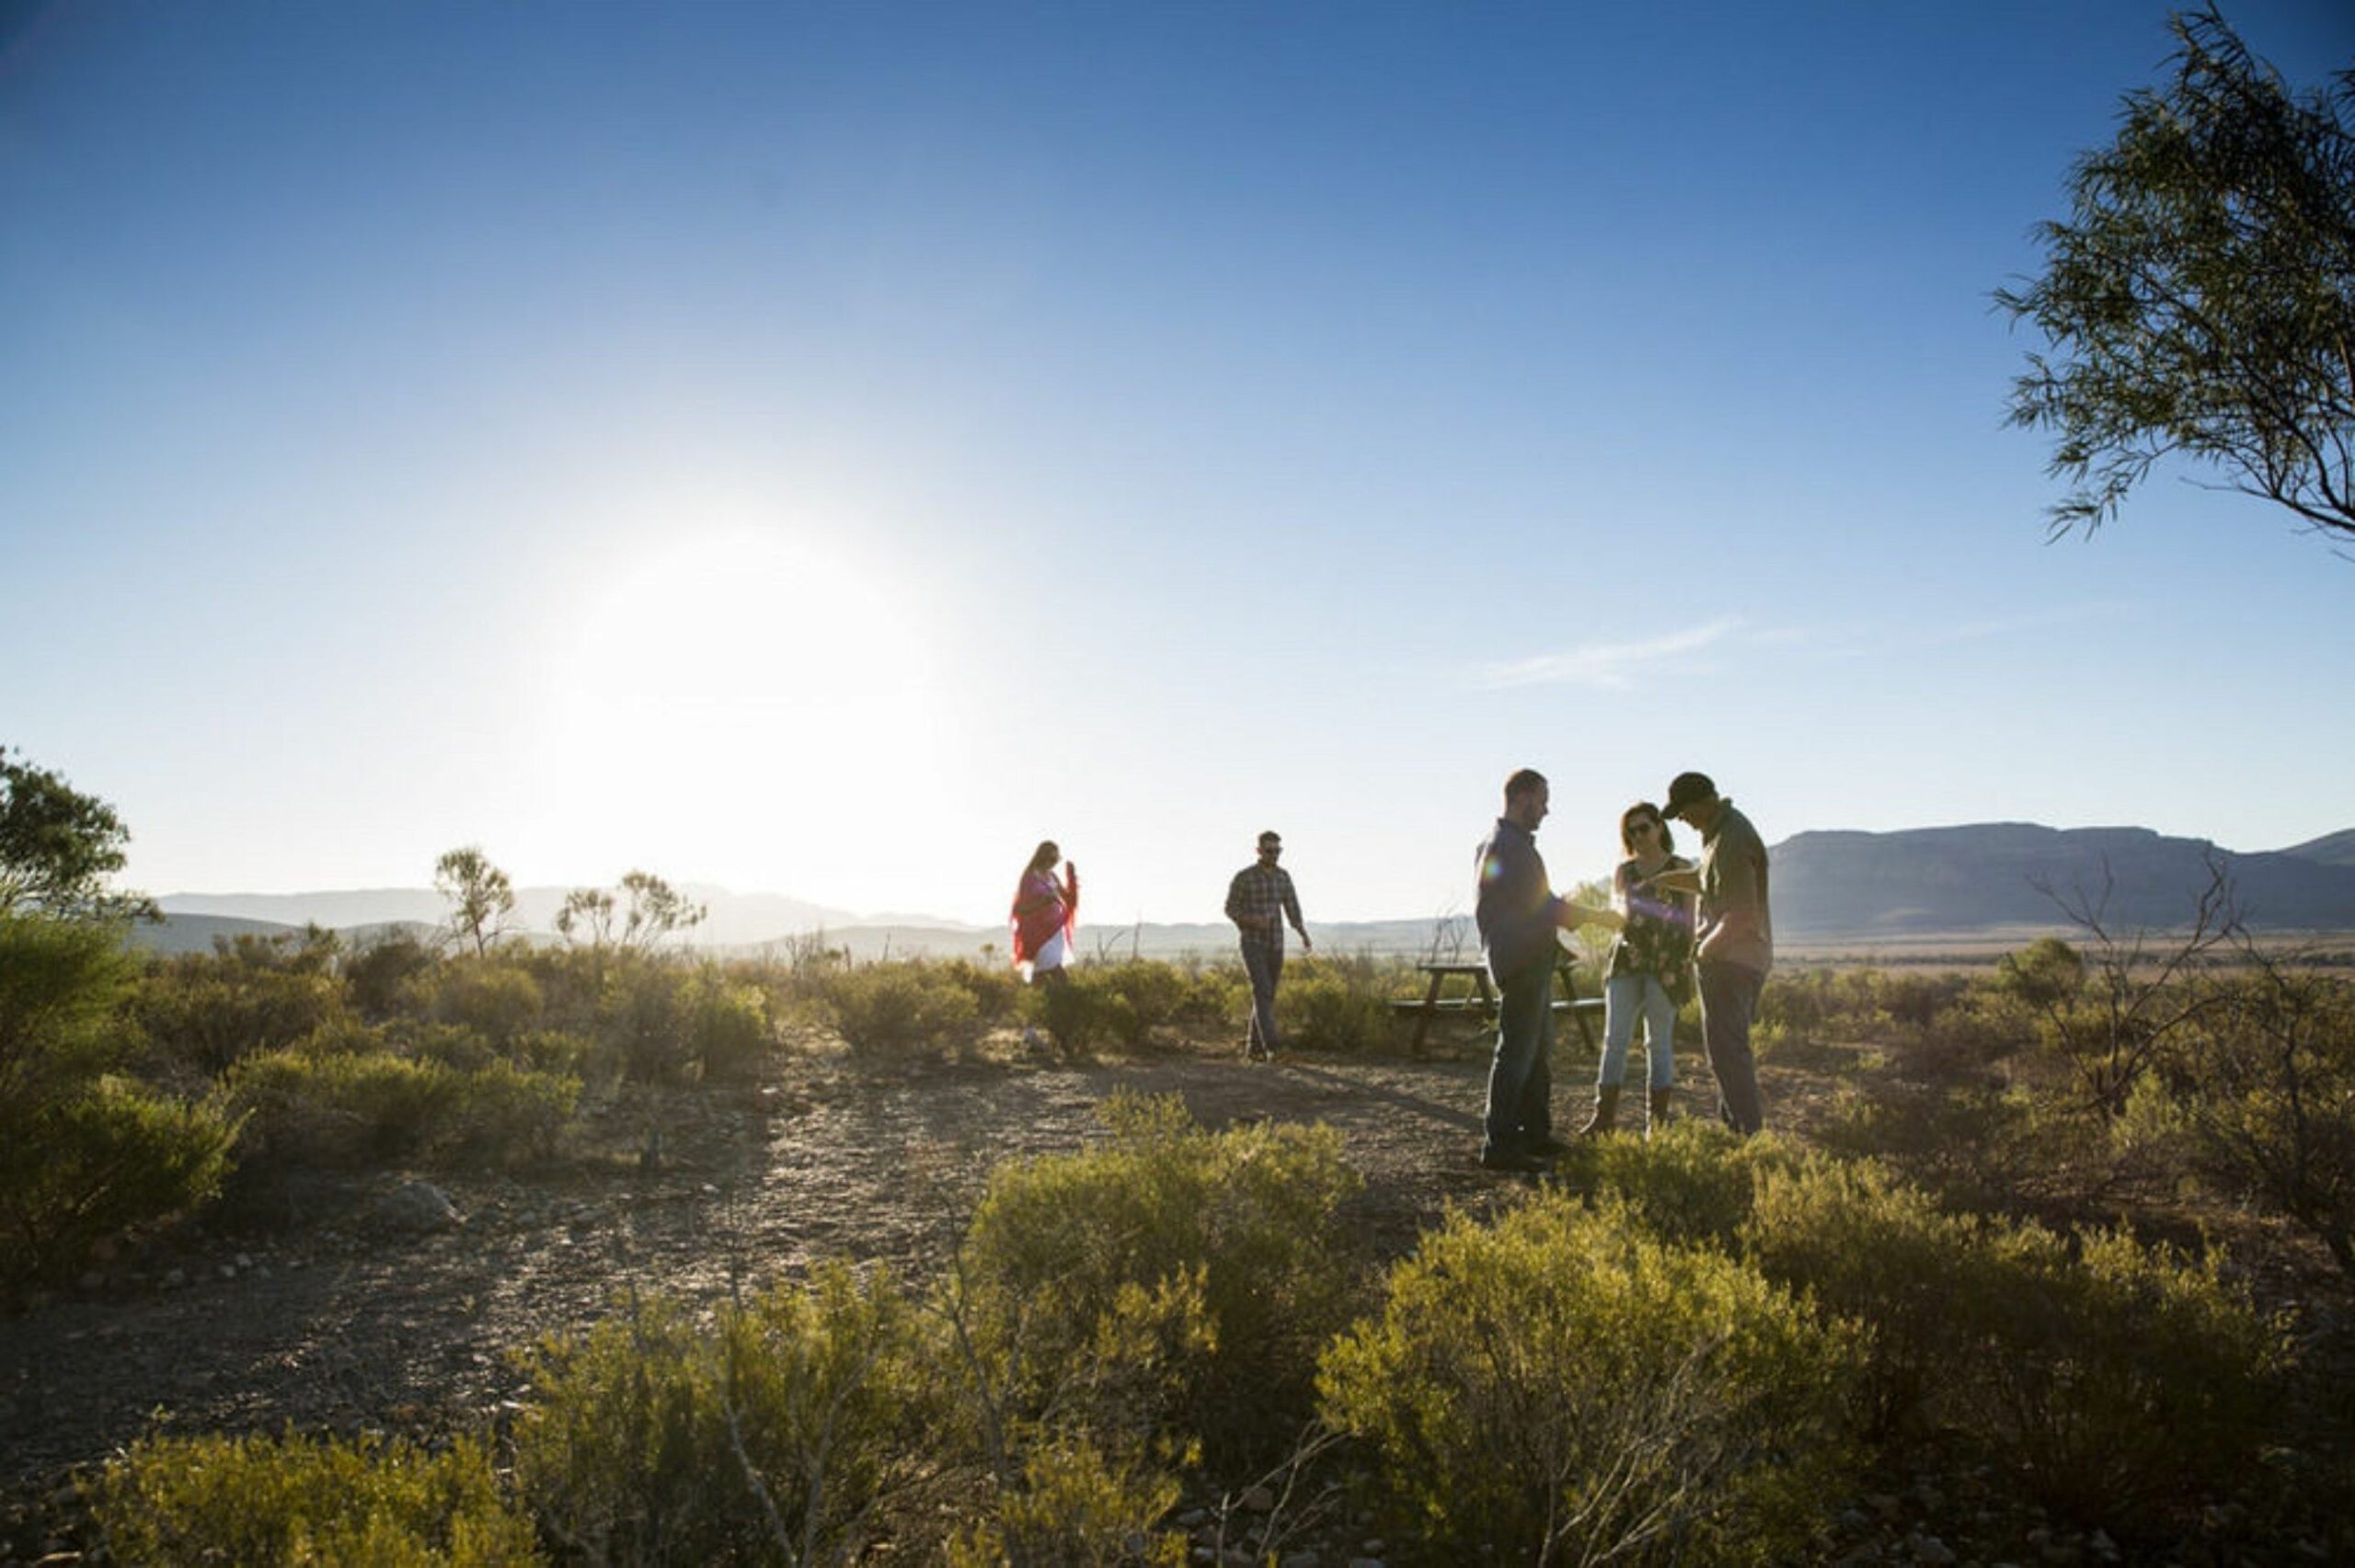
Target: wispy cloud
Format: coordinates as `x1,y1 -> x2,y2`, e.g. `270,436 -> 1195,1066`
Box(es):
1480,616 -> 1745,691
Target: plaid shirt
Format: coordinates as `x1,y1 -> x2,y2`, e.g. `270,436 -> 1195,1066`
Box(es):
1225,862 -> 1305,949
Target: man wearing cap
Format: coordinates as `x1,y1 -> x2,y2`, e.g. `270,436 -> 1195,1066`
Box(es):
1226,830 -> 1312,1061
1474,768 -> 1607,1172
1659,772 -> 1772,1135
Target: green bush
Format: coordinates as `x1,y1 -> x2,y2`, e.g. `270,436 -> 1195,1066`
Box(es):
1960,1221 -> 2287,1525
937,956 -> 1023,1027
952,1093 -> 1363,1469
684,966 -> 775,1080
823,960 -> 980,1060
91,1429 -> 538,1566
1032,970 -> 1121,1058
1276,954 -> 1396,1054
946,1434 -> 1188,1568
0,1074 -> 237,1282
1318,1192 -> 1862,1565
0,911 -> 132,1104
224,1048 -> 578,1171
1812,1079 -> 2039,1214
2142,967 -> 2355,1280
342,930 -> 437,1020
422,956 -> 546,1045
1549,1119 -> 1803,1251
514,1265 -> 955,1565
0,915 -> 236,1284
135,954 -> 348,1076
1744,1154 -> 1990,1440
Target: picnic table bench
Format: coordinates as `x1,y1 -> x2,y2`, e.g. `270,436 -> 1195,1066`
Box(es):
1393,956 -> 1605,1058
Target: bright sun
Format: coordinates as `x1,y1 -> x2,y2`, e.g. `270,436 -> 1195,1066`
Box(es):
523,525 -> 946,895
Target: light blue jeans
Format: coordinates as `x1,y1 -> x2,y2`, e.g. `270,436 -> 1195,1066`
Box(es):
1600,971 -> 1678,1090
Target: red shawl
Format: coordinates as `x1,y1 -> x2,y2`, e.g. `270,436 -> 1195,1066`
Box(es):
1009,864 -> 1078,967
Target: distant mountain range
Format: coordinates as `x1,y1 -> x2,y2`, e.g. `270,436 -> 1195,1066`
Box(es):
1772,823 -> 2355,935
139,822 -> 2355,959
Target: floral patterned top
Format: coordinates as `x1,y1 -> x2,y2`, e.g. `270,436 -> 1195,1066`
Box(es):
1608,854 -> 1697,1002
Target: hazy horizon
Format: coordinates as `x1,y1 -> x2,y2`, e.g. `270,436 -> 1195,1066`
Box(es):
6,1 -> 2351,927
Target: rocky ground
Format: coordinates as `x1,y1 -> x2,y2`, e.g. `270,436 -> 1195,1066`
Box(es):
1,1035 -> 2344,1564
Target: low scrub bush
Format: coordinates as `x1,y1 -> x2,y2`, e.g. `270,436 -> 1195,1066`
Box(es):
421,956 -> 546,1045
1319,1192 -> 1861,1565
0,1074 -> 237,1282
0,915 -> 236,1284
952,1093 -> 1363,1470
1276,955 -> 1396,1054
1549,1119 -> 1803,1251
135,954 -> 348,1077
823,960 -> 981,1060
341,930 -> 437,1020
2139,967 -> 2355,1279
936,956 -> 1022,1027
91,1429 -> 538,1565
946,1434 -> 1187,1568
514,1265 -> 955,1565
1813,1080 -> 2039,1214
686,967 -> 775,1081
1960,1221 -> 2287,1526
224,1048 -> 578,1171
1744,1155 -> 1991,1441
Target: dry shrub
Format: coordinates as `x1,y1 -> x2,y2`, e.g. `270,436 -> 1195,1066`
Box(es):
1276,954 -> 1397,1054
514,1265 -> 955,1565
1318,1191 -> 1861,1566
822,960 -> 981,1061
951,1093 -> 1363,1470
223,1047 -> 578,1171
91,1430 -> 537,1566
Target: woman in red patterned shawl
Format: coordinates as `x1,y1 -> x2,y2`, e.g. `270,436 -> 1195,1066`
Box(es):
1009,840 -> 1079,983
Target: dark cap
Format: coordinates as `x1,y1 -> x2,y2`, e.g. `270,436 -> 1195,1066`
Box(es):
1661,772 -> 1717,820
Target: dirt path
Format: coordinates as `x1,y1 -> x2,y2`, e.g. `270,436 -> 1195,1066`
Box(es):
3,1048 -> 1574,1485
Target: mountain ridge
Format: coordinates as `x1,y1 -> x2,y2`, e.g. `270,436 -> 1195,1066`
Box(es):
142,821 -> 2355,956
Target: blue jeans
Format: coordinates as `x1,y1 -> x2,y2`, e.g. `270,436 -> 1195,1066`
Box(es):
1241,939 -> 1283,1054
1698,960 -> 1766,1134
1600,971 -> 1678,1090
1481,958 -> 1556,1157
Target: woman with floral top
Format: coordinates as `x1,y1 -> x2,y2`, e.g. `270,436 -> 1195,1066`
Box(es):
1579,802 -> 1696,1137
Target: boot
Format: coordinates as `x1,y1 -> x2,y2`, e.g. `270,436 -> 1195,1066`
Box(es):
1647,1086 -> 1673,1139
1576,1085 -> 1622,1139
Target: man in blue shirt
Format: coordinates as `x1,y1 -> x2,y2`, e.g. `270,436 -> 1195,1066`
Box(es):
1474,769 -> 1600,1172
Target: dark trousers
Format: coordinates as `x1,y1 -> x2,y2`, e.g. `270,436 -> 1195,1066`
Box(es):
1241,939 -> 1283,1055
1482,958 -> 1556,1157
1698,960 -> 1767,1135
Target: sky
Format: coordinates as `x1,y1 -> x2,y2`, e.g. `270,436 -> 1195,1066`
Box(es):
4,0 -> 2351,928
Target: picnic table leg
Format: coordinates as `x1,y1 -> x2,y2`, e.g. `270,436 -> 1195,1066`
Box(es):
1410,967 -> 1446,1058
1558,965 -> 1600,1055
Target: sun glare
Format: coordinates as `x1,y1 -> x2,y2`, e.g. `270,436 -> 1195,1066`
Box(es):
523,526 -> 946,897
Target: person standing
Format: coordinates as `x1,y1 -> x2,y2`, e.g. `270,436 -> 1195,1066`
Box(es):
1658,773 -> 1770,1134
1475,769 -> 1615,1173
1225,830 -> 1312,1061
1010,841 -> 1078,985
1580,801 -> 1696,1139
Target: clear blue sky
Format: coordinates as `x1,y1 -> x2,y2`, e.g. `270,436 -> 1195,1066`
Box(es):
5,1 -> 2350,926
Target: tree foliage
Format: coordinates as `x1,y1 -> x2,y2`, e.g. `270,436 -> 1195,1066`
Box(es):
1998,8 -> 2355,544
0,746 -> 157,921
433,846 -> 515,957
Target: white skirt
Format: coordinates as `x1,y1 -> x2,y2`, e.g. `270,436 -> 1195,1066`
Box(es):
1029,927 -> 1070,976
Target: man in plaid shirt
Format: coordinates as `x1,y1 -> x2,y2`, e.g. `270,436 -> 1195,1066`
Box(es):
1225,830 -> 1313,1060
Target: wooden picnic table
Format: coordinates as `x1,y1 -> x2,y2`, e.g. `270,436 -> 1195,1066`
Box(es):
1393,955 -> 1605,1058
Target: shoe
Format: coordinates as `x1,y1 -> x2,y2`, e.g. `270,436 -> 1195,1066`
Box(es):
1576,1085 -> 1623,1139
1647,1087 -> 1673,1138
1479,1148 -> 1552,1173
1532,1134 -> 1575,1157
